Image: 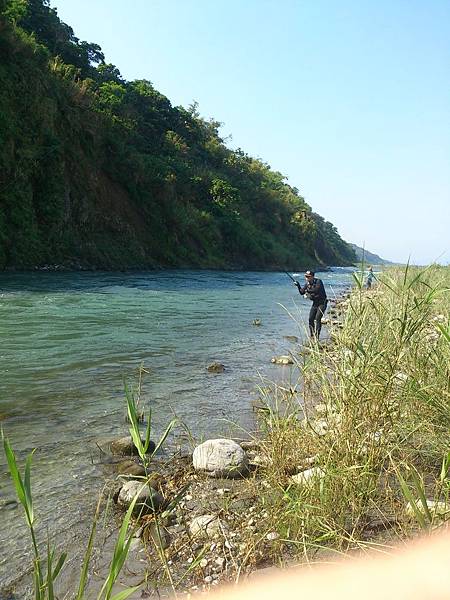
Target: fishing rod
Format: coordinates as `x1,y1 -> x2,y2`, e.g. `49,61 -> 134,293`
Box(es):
285,271 -> 299,285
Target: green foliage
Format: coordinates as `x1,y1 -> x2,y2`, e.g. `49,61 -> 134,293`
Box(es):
0,1 -> 356,270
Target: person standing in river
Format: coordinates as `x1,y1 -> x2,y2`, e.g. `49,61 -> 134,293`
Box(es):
294,270 -> 328,339
366,266 -> 375,289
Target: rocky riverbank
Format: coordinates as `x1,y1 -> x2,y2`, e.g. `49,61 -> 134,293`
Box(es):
88,294 -> 354,598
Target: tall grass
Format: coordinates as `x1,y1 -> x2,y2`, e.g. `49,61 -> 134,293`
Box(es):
252,265 -> 450,559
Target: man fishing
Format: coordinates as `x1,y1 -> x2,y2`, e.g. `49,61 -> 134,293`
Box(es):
288,270 -> 328,339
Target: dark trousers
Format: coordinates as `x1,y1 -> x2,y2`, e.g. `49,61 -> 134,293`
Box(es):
309,300 -> 327,338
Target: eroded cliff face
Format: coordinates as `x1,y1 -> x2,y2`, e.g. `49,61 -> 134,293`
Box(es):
0,11 -> 356,271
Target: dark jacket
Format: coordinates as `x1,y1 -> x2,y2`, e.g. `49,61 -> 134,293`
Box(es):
296,277 -> 327,304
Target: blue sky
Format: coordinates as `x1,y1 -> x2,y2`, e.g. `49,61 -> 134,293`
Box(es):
54,0 -> 450,264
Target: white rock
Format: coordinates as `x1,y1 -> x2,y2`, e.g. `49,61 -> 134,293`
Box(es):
215,557 -> 225,568
266,532 -> 280,541
291,467 -> 324,486
189,515 -> 228,538
199,558 -> 209,568
406,500 -> 449,518
204,576 -> 213,584
193,439 -> 248,478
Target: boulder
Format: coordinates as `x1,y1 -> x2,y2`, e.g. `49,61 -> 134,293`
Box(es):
271,355 -> 294,365
207,362 -> 225,373
117,480 -> 163,515
110,436 -> 155,456
193,438 -> 248,478
189,514 -> 228,538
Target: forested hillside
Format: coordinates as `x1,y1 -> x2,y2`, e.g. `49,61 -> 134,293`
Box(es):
0,0 -> 356,270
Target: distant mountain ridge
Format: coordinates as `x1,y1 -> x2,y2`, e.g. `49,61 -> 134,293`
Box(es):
350,244 -> 393,265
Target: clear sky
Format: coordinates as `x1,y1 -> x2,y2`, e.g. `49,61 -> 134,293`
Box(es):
53,0 -> 450,265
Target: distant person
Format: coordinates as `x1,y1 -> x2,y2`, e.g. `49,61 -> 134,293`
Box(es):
366,266 -> 374,289
294,270 -> 328,339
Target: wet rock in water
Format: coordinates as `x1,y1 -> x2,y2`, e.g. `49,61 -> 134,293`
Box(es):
0,498 -> 18,511
252,318 -> 262,326
110,436 -> 155,456
283,335 -> 299,343
117,480 -> 163,514
193,439 -> 249,478
207,362 -> 225,373
124,410 -> 144,424
271,355 -> 294,365
291,467 -> 324,486
189,514 -> 229,538
116,460 -> 146,477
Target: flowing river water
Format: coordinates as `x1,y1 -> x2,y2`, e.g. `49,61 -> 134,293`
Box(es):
0,268 -> 353,596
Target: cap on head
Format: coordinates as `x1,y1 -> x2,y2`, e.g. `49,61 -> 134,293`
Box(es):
305,270 -> 314,277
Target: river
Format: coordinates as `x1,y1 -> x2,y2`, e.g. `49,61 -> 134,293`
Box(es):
0,268 -> 353,596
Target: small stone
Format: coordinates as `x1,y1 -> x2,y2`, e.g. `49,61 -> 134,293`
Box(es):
216,488 -> 231,495
291,467 -> 324,486
224,540 -> 233,549
204,576 -> 213,584
116,460 -> 146,477
110,436 -> 155,456
271,355 -> 294,365
283,335 -> 299,343
189,515 -> 228,538
215,557 -> 225,568
207,362 -> 225,373
266,532 -> 280,541
199,558 -> 209,568
249,453 -> 271,468
146,523 -> 171,549
406,500 -> 449,518
117,480 -> 163,514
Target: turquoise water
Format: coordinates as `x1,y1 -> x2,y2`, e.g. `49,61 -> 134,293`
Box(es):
0,268 -> 353,594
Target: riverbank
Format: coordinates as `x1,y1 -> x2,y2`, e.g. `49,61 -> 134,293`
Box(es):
93,265 -> 450,597
4,265 -> 449,598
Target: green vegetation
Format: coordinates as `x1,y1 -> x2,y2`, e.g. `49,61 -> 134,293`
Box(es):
242,265 -> 450,561
2,433 -> 142,599
0,0 -> 356,270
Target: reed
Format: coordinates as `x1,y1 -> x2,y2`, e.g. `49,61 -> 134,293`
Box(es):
247,264 -> 450,562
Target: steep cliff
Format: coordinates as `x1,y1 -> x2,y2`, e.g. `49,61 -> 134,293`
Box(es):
0,1 -> 356,270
